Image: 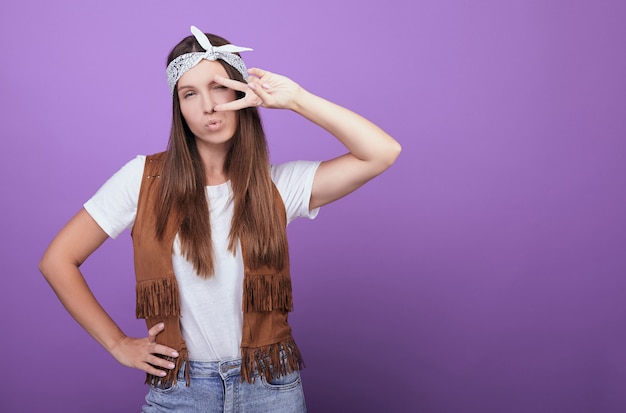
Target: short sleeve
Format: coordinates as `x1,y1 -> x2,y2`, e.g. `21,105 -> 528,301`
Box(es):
270,160 -> 322,225
83,155 -> 146,239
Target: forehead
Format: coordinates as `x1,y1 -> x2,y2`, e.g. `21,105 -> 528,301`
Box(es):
177,59 -> 229,87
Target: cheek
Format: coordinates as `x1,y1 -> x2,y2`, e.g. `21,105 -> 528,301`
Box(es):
228,112 -> 238,127
179,102 -> 198,122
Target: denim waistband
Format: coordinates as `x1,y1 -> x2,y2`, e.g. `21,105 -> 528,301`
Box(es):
178,359 -> 242,380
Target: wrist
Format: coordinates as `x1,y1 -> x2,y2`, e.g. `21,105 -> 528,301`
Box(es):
289,86 -> 310,113
105,332 -> 128,355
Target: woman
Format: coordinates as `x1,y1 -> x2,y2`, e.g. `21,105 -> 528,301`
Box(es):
39,26 -> 401,412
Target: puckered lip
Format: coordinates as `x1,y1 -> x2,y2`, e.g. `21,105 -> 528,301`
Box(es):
204,119 -> 222,128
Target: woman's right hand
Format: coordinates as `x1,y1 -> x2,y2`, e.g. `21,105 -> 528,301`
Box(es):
109,323 -> 179,377
40,209 -> 181,378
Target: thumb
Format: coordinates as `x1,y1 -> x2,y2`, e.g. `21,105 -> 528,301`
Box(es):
147,322 -> 165,342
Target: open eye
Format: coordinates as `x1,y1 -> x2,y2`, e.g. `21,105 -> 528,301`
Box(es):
183,91 -> 196,99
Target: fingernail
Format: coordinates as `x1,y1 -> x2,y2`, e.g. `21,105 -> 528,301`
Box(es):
172,351 -> 179,357
168,363 -> 175,369
248,83 -> 257,90
262,83 -> 270,90
159,371 -> 166,377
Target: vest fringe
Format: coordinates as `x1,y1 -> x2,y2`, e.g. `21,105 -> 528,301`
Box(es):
145,348 -> 190,388
136,278 -> 181,319
243,273 -> 293,313
240,338 -> 304,383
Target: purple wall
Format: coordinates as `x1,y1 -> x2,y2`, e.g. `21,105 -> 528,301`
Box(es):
2,0 -> 625,412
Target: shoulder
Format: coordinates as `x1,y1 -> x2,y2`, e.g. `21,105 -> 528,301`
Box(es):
102,154 -> 147,181
94,154 -> 148,192
145,151 -> 166,163
144,151 -> 166,169
270,160 -> 321,185
269,160 -> 322,223
270,160 -> 321,198
83,154 -> 149,238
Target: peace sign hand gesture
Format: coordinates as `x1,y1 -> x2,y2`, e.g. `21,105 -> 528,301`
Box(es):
213,68 -> 303,112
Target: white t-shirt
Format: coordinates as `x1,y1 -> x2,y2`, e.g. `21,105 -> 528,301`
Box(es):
84,155 -> 321,361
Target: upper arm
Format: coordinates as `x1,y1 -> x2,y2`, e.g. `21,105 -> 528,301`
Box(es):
40,208 -> 110,274
309,153 -> 388,210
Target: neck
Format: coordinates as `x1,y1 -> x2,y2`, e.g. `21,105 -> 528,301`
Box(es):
196,142 -> 230,185
205,169 -> 228,186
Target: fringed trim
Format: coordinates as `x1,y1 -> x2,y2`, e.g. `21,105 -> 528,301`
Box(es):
243,273 -> 293,313
136,278 -> 181,319
240,338 -> 304,383
145,348 -> 190,388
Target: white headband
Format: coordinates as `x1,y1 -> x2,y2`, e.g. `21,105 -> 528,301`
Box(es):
166,26 -> 253,94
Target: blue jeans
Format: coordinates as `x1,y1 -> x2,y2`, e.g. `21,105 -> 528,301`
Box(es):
141,358 -> 307,413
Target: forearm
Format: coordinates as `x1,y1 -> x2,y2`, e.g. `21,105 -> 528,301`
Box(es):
40,260 -> 126,353
290,88 -> 401,168
41,258 -> 179,376
222,68 -> 402,207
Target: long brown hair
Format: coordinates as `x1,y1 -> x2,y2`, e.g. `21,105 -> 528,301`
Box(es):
155,32 -> 288,277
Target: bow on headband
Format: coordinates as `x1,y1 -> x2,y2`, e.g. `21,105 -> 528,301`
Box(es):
166,25 -> 253,94
190,25 -> 252,57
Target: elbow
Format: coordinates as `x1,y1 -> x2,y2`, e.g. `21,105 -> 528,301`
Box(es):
382,139 -> 402,170
390,140 -> 402,164
38,253 -> 52,280
368,141 -> 401,179
39,249 -> 64,282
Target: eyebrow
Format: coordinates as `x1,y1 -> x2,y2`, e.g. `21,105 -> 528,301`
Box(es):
178,80 -> 218,91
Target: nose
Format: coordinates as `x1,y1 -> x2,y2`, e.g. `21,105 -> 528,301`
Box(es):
201,92 -> 215,114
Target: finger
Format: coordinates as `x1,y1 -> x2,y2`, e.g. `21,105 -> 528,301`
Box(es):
213,75 -> 248,93
247,69 -> 273,90
153,344 -> 180,358
248,82 -> 271,101
147,354 -> 177,370
215,90 -> 263,111
214,98 -> 255,112
248,76 -> 272,92
142,362 -> 169,377
248,67 -> 269,79
147,322 -> 165,341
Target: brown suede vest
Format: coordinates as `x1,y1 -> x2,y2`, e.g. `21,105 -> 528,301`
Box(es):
131,152 -> 303,387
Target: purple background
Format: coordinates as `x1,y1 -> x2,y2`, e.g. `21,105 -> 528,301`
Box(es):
1,0 -> 625,412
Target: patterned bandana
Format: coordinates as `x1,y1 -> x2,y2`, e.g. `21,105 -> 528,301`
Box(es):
166,26 -> 253,94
